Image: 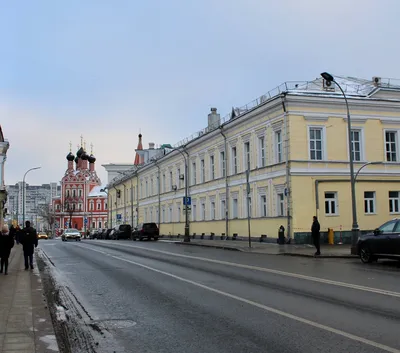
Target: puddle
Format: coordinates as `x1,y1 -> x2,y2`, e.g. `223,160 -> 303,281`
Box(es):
97,319 -> 137,329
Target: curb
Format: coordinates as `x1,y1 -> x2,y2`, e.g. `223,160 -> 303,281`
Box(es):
278,253 -> 358,259
174,242 -> 241,251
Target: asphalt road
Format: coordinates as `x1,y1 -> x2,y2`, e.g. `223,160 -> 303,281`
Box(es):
37,238 -> 400,353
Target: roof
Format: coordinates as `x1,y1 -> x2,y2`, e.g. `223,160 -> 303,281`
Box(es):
88,185 -> 107,198
134,134 -> 144,165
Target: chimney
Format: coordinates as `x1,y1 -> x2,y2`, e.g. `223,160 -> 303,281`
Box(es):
208,107 -> 220,131
149,142 -> 155,150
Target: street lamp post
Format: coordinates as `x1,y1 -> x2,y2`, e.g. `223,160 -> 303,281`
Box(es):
354,161 -> 382,182
161,145 -> 190,242
321,72 -> 359,254
22,167 -> 41,226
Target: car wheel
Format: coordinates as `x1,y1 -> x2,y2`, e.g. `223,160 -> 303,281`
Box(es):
139,237 -> 143,241
154,237 -> 159,241
360,244 -> 373,263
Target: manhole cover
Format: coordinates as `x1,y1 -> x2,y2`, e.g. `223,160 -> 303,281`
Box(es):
96,320 -> 137,329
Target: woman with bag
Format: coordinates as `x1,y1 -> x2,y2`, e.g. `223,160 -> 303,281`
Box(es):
0,225 -> 15,275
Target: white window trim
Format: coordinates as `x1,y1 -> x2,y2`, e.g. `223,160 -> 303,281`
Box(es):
274,130 -> 283,163
220,199 -> 226,220
210,155 -> 215,180
220,151 -> 226,178
259,194 -> 268,217
231,197 -> 238,219
258,136 -> 266,168
307,125 -> 327,161
243,141 -> 251,172
346,127 -> 366,162
364,191 -> 376,215
389,191 -> 400,214
231,146 -> 238,175
324,191 -> 339,216
383,129 -> 399,163
210,201 -> 216,220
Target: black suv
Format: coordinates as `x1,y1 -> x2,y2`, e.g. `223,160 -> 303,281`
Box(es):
357,218 -> 400,263
113,224 -> 132,240
132,223 -> 159,241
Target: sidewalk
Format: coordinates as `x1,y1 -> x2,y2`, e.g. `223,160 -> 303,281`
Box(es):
167,238 -> 356,258
0,246 -> 59,353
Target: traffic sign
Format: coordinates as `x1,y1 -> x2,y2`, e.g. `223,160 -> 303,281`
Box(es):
183,197 -> 191,206
84,218 -> 88,225
116,214 -> 122,220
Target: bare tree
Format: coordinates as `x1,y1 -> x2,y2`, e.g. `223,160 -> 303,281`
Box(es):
37,204 -> 55,232
64,198 -> 77,228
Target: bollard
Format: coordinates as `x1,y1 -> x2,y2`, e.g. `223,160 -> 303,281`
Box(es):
328,228 -> 334,245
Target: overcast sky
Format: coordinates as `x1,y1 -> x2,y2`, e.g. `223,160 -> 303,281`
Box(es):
1,0 -> 400,186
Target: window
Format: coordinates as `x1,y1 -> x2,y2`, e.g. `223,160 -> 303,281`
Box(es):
56,205 -> 60,211
231,147 -> 237,174
144,208 -> 148,222
325,192 -> 338,215
389,191 -> 400,213
162,174 -> 166,193
210,201 -> 215,220
104,202 -> 107,210
162,207 -> 165,223
385,131 -> 397,162
177,206 -> 180,222
220,200 -> 226,220
92,221 -> 95,228
232,198 -> 238,218
145,180 -> 148,197
177,168 -> 181,188
379,220 -> 398,233
309,127 -> 324,161
72,189 -> 76,197
170,171 -> 173,191
364,191 -> 375,214
192,204 -> 197,221
200,159 -> 205,183
258,136 -> 266,167
140,181 -> 143,198
220,151 -> 226,177
66,190 -> 70,197
210,156 -> 215,180
78,203 -> 82,211
192,162 -> 197,185
150,208 -> 153,222
201,203 -> 206,220
72,203 -> 76,210
275,130 -> 283,162
90,202 -> 94,211
150,179 -> 153,196
277,193 -> 285,216
169,206 -> 172,223
351,130 -> 362,162
260,195 -> 267,217
244,142 -> 250,171
79,189 -> 82,197
97,203 -> 101,210
244,196 -> 252,218
98,221 -> 102,229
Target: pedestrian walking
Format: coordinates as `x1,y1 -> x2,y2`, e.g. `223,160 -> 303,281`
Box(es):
0,225 -> 15,275
311,216 -> 321,256
20,221 -> 38,270
14,225 -> 21,244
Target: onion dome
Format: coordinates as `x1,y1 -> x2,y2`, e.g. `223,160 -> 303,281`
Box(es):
77,147 -> 84,158
88,154 -> 96,163
81,151 -> 89,160
66,152 -> 75,161
74,156 -> 79,163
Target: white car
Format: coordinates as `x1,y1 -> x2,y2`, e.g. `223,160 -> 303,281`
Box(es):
62,228 -> 82,242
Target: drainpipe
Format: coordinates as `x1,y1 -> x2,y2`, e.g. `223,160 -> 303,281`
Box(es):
154,160 -> 161,231
281,93 -> 291,240
219,127 -> 229,238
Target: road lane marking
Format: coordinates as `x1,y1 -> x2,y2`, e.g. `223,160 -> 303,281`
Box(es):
75,244 -> 400,353
88,241 -> 400,299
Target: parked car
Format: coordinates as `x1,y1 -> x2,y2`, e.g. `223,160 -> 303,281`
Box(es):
62,228 -> 82,242
357,218 -> 400,263
113,224 -> 132,240
103,228 -> 114,240
132,223 -> 159,241
37,232 -> 48,240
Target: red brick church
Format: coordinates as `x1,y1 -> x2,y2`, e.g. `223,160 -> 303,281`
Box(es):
52,141 -> 107,233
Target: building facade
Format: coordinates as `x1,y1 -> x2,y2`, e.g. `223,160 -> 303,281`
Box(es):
108,76 -> 400,243
52,145 -> 107,232
6,182 -> 60,230
0,125 -> 10,227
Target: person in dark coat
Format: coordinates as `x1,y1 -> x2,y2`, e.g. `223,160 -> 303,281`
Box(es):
311,216 -> 321,256
20,221 -> 38,270
14,225 -> 21,244
0,225 -> 15,275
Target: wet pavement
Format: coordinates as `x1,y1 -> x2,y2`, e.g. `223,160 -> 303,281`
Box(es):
38,238 -> 400,353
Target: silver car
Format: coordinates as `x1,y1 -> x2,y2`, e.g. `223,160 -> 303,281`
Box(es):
62,228 -> 82,242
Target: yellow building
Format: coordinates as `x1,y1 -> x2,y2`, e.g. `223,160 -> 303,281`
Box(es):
108,75 -> 400,243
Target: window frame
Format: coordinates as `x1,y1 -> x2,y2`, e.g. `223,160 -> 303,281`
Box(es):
308,126 -> 326,161
384,130 -> 398,162
231,147 -> 237,175
210,155 -> 215,180
389,191 -> 400,214
275,130 -> 283,163
244,141 -> 250,171
258,136 -> 266,168
364,191 -> 376,214
220,151 -> 226,178
324,191 -> 338,216
259,194 -> 267,217
349,128 -> 364,162
200,159 -> 205,183
277,193 -> 285,216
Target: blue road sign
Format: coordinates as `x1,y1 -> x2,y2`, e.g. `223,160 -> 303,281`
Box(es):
116,214 -> 122,220
65,221 -> 68,227
84,218 -> 88,224
183,197 -> 191,206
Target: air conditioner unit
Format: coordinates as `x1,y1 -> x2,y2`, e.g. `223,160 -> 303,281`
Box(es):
172,185 -> 177,191
323,79 -> 335,91
179,174 -> 185,180
372,76 -> 381,86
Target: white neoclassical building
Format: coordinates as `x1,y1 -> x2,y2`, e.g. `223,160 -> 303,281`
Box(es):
0,125 -> 10,227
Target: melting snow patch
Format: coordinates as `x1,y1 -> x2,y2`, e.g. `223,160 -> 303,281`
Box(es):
39,318 -> 46,323
55,305 -> 67,322
40,335 -> 59,351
